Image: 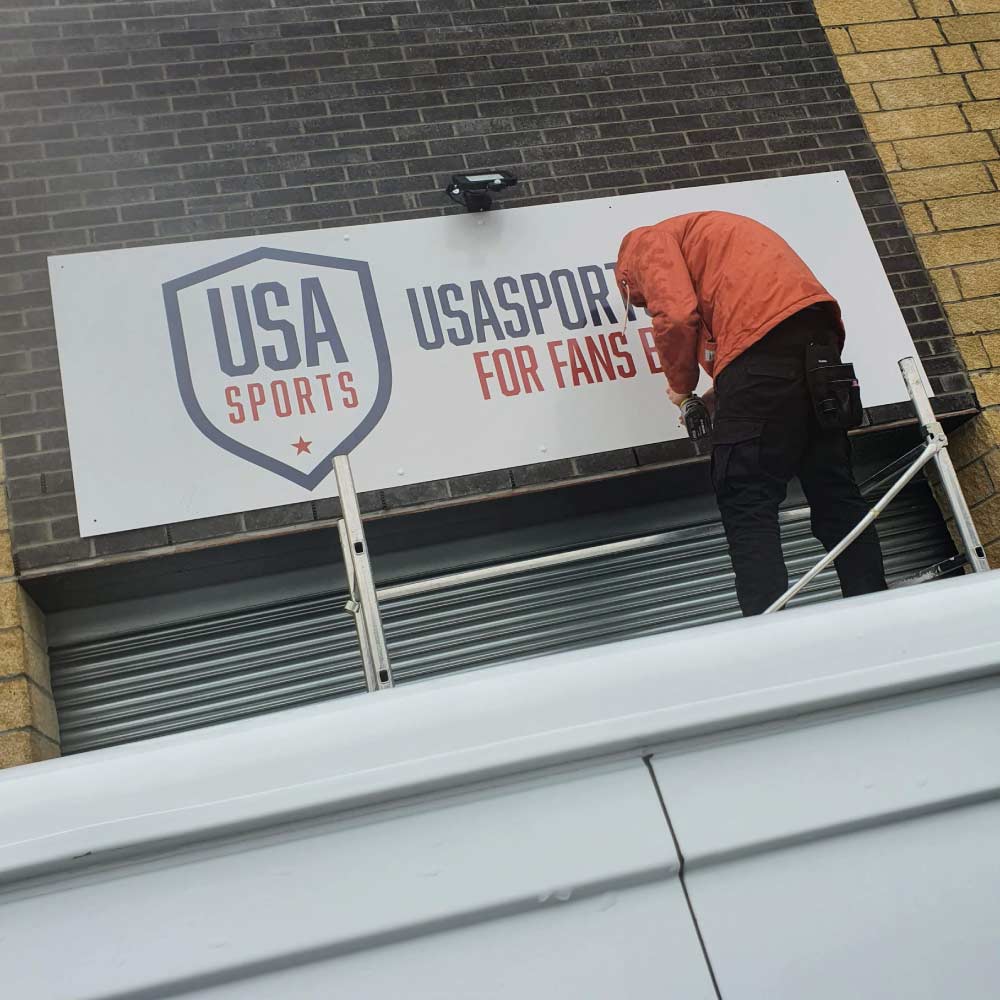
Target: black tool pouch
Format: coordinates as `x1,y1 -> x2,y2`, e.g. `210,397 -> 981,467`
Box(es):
805,343 -> 863,430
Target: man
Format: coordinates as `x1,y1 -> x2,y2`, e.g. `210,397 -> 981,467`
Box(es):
615,211 -> 887,616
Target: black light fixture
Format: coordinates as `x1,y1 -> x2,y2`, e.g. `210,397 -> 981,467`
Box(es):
445,170 -> 518,212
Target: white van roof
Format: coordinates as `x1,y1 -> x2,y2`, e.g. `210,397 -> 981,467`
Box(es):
3,572 -> 998,880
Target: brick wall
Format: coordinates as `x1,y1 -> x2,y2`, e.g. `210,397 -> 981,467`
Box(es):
816,0 -> 1000,560
0,371 -> 57,768
0,573 -> 59,768
0,0 -> 971,574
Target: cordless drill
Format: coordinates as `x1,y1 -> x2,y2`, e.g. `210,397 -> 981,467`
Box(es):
679,394 -> 713,453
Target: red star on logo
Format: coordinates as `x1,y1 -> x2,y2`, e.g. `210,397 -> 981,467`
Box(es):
292,437 -> 312,455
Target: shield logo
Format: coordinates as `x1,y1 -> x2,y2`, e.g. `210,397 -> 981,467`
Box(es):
162,247 -> 392,490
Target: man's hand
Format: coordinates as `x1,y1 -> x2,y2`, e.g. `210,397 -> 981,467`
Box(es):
667,387 -> 691,409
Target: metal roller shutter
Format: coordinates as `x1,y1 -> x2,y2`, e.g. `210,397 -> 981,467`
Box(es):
49,481 -> 956,755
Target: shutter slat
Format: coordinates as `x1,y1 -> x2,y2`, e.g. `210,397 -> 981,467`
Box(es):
51,485 -> 956,754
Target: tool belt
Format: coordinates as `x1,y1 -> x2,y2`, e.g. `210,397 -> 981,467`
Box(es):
805,342 -> 863,430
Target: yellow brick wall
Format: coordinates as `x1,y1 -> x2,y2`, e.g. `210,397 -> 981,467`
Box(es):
0,453 -> 58,770
817,0 -> 1000,563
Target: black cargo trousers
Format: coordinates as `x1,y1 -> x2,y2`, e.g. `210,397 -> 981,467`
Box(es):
711,306 -> 888,616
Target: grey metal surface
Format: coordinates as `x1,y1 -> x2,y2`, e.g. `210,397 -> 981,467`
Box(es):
335,455 -> 393,691
11,573 -> 1000,1000
49,481 -> 956,755
652,680 -> 1000,999
900,358 -> 991,574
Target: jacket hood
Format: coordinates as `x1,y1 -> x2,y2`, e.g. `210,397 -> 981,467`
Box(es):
614,227 -> 651,309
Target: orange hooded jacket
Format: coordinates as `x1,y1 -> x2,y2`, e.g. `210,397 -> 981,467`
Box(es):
614,211 -> 845,395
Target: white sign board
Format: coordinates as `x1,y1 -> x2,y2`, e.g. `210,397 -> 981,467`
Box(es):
49,171 -> 921,537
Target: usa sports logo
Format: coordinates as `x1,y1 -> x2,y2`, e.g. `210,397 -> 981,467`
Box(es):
162,247 -> 392,489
